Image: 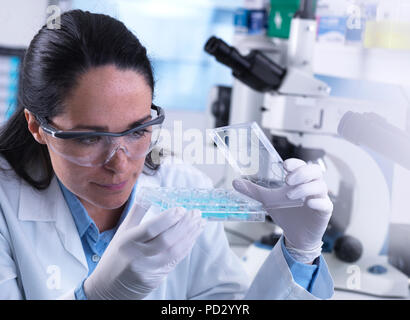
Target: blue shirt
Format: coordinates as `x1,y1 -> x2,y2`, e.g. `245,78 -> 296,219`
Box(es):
280,238 -> 319,291
57,179 -> 319,299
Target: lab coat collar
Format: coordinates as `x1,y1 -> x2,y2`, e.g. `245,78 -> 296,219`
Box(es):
18,175 -> 61,222
18,174 -> 88,269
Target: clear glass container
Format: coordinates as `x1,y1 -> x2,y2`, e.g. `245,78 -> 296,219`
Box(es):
209,121 -> 304,209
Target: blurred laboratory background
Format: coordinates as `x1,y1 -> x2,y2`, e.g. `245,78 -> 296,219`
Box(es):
1,0 -> 410,299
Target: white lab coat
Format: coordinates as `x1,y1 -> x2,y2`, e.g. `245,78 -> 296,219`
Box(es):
0,155 -> 333,300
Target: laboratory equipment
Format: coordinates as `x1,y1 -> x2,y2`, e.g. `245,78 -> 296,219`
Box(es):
136,187 -> 266,222
209,121 -> 304,209
267,0 -> 301,39
205,0 -> 409,298
233,0 -> 268,36
0,47 -> 25,123
207,85 -> 232,128
338,111 -> 410,171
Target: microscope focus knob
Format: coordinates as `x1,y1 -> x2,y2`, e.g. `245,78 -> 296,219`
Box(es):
333,235 -> 363,263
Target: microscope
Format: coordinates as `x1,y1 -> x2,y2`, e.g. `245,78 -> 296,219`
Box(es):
205,0 -> 409,298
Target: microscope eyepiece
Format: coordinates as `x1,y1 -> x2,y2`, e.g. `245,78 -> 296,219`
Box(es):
204,36 -> 286,92
204,36 -> 224,55
204,37 -> 251,75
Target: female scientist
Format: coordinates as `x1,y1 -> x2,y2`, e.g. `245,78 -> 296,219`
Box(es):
0,10 -> 334,300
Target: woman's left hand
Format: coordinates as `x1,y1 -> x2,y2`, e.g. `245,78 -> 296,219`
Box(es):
233,158 -> 333,264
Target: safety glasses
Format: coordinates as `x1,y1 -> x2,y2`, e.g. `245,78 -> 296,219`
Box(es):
31,104 -> 165,167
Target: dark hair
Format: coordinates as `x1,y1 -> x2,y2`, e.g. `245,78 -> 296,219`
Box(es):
0,9 -> 160,190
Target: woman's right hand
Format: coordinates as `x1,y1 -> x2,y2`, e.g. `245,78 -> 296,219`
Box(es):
83,204 -> 206,300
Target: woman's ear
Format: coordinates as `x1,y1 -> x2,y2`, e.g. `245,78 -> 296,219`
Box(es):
24,109 -> 47,145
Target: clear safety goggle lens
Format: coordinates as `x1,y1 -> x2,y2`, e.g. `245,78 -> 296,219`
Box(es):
44,123 -> 162,167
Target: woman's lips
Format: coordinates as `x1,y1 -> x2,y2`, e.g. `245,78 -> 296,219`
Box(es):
95,180 -> 128,191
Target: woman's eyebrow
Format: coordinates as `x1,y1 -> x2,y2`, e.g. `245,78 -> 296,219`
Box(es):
69,114 -> 152,131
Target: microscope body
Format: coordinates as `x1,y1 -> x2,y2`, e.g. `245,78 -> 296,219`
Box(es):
262,91 -> 409,297
205,0 -> 409,297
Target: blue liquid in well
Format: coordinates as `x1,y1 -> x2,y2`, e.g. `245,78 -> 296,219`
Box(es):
151,195 -> 261,221
201,212 -> 251,221
139,187 -> 266,222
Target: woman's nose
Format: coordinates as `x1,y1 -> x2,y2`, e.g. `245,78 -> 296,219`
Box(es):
103,145 -> 129,172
